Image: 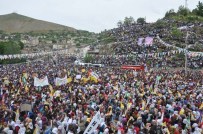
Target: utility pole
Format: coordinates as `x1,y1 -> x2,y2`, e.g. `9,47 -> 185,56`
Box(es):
185,31 -> 189,77
185,0 -> 188,9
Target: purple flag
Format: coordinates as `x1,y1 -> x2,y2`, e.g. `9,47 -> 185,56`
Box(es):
145,37 -> 154,46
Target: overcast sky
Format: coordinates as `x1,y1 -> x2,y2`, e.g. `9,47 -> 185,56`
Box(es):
0,0 -> 200,33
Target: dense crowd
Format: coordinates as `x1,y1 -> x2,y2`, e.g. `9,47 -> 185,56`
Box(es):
110,19 -> 203,45
95,19 -> 203,69
0,57 -> 203,134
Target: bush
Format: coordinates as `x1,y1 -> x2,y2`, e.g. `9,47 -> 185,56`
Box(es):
0,41 -> 21,54
84,54 -> 93,63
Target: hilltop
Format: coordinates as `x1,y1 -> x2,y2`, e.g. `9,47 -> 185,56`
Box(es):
0,13 -> 76,33
96,2 -> 203,54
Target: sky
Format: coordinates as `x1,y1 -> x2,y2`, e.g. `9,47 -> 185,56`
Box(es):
0,0 -> 201,33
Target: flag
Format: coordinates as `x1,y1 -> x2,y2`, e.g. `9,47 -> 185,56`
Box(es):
91,72 -> 99,79
90,76 -> 98,83
49,85 -> 54,97
23,73 -> 28,79
90,71 -> 99,83
25,85 -> 29,92
21,73 -> 28,86
15,108 -> 20,122
67,77 -> 72,83
144,37 -> 153,46
22,76 -> 27,85
82,77 -> 89,84
33,125 -> 39,134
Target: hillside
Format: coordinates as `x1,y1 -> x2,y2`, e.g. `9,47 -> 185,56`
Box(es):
0,13 -> 75,33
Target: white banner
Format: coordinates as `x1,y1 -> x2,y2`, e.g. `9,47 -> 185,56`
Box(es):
34,76 -> 49,87
84,111 -> 101,134
55,75 -> 67,86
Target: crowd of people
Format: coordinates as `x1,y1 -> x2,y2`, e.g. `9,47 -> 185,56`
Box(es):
95,19 -> 203,69
0,56 -> 203,134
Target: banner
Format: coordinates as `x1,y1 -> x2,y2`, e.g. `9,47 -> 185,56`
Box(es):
121,65 -> 144,71
84,111 -> 101,134
34,76 -> 49,87
55,75 -> 67,86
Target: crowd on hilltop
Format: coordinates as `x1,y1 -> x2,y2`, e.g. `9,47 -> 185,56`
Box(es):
93,19 -> 203,69
109,19 -> 203,45
0,57 -> 203,134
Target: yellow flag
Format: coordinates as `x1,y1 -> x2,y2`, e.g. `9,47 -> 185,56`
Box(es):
23,73 -> 28,79
67,71 -> 70,76
199,103 -> 203,109
127,102 -> 132,109
17,88 -> 20,95
90,76 -> 98,83
25,85 -> 29,92
162,122 -> 166,127
82,77 -> 89,84
49,85 -> 54,97
179,108 -> 185,115
19,77 -> 22,83
178,91 -> 181,97
121,103 -> 124,109
33,125 -> 39,134
168,89 -> 172,94
15,109 -> 20,122
67,77 -> 72,83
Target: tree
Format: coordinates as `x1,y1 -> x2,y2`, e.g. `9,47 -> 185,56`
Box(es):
0,41 -> 21,54
171,27 -> 183,39
124,16 -> 135,25
0,30 -> 4,34
76,43 -> 81,47
84,54 -> 93,63
52,39 -> 57,43
155,19 -> 167,29
192,1 -> 203,17
177,5 -> 190,16
137,17 -> 146,24
165,9 -> 176,18
18,41 -> 24,49
117,20 -> 123,27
